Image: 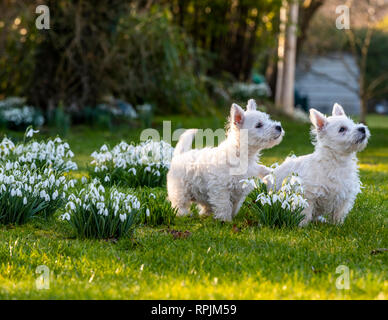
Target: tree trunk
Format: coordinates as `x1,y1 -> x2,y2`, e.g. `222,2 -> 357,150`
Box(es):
282,0 -> 299,115
275,0 -> 288,107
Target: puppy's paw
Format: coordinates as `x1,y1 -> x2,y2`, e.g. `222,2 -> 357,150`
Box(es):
256,165 -> 271,179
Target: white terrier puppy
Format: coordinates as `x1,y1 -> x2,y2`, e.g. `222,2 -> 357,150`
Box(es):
265,103 -> 370,226
167,99 -> 284,221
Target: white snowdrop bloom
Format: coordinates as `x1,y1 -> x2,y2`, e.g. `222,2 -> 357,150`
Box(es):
272,194 -> 279,203
23,197 -> 27,205
149,193 -> 156,199
146,208 -> 150,217
26,128 -> 40,138
61,212 -> 71,221
100,144 -> 108,152
66,150 -> 74,158
96,202 -> 105,210
239,179 -> 252,189
5,162 -> 12,170
104,176 -> 110,182
52,190 -> 58,200
317,216 -> 327,223
281,201 -> 290,210
81,176 -> 87,184
119,213 -> 127,222
66,202 -> 76,211
68,194 -> 76,201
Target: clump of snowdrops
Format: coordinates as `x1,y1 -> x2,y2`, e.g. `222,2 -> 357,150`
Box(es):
61,178 -> 141,239
90,139 -> 173,187
0,127 -> 77,173
242,173 -> 308,228
0,162 -> 73,224
0,128 -> 77,225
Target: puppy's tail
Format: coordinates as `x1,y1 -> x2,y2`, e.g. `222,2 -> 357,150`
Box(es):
174,129 -> 197,157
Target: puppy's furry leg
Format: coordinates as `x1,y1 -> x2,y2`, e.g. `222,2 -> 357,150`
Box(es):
167,180 -> 191,217
168,184 -> 191,216
209,190 -> 233,221
299,204 -> 314,227
198,204 -> 212,217
232,196 -> 246,218
332,200 -> 353,224
171,200 -> 190,217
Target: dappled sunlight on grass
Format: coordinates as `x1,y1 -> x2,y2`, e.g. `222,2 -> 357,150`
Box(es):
359,163 -> 388,172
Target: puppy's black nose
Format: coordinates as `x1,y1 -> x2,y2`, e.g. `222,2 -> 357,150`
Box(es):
275,125 -> 282,132
358,127 -> 366,134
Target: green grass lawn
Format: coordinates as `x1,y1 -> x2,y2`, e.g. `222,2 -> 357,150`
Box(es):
0,114 -> 387,299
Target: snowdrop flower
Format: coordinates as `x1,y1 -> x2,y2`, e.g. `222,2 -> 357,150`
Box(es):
240,179 -> 256,189
317,216 -> 327,223
119,213 -> 127,222
153,170 -> 160,177
26,128 -> 39,138
66,201 -> 76,211
254,173 -> 308,215
146,208 -> 150,217
61,212 -> 71,221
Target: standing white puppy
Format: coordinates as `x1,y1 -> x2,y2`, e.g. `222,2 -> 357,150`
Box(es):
167,99 -> 284,221
266,103 -> 370,226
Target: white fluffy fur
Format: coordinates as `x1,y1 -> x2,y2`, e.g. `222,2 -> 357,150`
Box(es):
167,99 -> 284,221
265,103 -> 370,226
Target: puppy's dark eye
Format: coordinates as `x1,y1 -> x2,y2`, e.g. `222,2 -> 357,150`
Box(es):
256,122 -> 263,128
339,127 -> 346,133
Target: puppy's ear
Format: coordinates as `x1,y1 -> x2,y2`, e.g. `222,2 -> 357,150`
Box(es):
247,99 -> 257,111
231,103 -> 245,127
332,103 -> 346,116
309,108 -> 327,131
